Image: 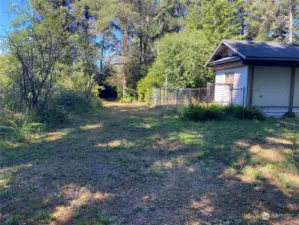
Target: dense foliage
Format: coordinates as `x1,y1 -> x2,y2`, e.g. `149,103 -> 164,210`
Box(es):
137,30 -> 214,103
0,0 -> 103,141
183,104 -> 266,122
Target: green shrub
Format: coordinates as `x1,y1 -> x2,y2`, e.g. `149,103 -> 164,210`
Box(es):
0,91 -> 102,141
234,106 -> 265,120
116,86 -> 137,100
282,112 -> 297,118
0,110 -> 45,142
5,214 -> 20,225
183,105 -> 206,121
183,104 -> 225,122
223,105 -> 243,116
222,105 -> 265,120
205,105 -> 226,121
39,105 -> 69,125
87,93 -> 102,112
183,104 -> 265,122
137,65 -> 163,104
55,91 -> 89,113
119,96 -> 135,103
36,91 -> 102,125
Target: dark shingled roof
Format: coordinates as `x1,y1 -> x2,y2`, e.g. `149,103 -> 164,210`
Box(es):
210,56 -> 241,66
222,40 -> 299,59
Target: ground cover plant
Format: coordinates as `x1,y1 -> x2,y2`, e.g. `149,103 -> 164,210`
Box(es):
183,104 -> 266,122
1,102 -> 298,225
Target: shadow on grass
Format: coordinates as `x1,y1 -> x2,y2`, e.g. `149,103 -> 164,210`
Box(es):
1,103 -> 299,224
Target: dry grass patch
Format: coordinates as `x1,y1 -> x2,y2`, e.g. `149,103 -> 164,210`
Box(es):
45,131 -> 69,142
253,149 -> 290,163
265,137 -> 294,146
191,198 -> 214,215
248,144 -> 262,154
52,186 -> 114,224
80,123 -> 102,130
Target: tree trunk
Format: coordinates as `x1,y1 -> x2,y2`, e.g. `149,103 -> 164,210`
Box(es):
289,1 -> 293,43
139,35 -> 143,64
122,20 -> 129,97
100,40 -> 104,72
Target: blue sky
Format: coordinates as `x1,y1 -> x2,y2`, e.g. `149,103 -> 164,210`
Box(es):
0,0 -> 13,35
0,0 -> 26,36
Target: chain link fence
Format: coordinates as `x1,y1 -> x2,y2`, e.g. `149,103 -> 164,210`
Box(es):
152,83 -> 245,112
152,87 -> 208,112
209,83 -> 245,106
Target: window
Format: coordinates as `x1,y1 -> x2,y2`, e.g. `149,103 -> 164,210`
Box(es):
225,73 -> 234,85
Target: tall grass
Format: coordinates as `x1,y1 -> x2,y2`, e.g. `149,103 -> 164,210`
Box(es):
0,92 -> 102,142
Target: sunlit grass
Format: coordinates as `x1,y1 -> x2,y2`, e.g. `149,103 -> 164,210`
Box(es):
1,102 -> 298,225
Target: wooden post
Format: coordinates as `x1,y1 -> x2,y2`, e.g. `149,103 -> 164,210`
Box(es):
289,66 -> 296,113
243,87 -> 246,107
230,85 -> 233,106
152,87 -> 155,105
159,88 -> 162,106
176,89 -> 179,111
248,65 -> 255,106
165,88 -> 168,106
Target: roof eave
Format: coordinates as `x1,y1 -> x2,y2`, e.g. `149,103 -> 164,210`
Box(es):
205,40 -> 246,67
245,57 -> 299,62
209,57 -> 242,66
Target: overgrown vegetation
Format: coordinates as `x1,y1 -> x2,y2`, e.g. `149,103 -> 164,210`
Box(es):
183,104 -> 266,122
0,0 -> 104,141
0,92 -> 101,142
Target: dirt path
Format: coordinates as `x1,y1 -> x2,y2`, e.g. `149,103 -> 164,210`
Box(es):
1,102 -> 299,225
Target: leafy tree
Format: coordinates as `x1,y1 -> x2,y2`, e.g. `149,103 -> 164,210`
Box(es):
0,54 -> 21,110
137,30 -> 214,103
7,0 -> 70,111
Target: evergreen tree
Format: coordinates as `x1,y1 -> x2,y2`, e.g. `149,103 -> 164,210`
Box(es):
246,0 -> 298,42
187,0 -> 245,46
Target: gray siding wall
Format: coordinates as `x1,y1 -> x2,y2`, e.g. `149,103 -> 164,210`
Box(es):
294,68 -> 299,107
214,66 -> 248,106
214,65 -> 298,116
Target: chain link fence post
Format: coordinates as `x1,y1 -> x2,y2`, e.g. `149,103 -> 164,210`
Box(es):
176,88 -> 179,111
188,89 -> 192,106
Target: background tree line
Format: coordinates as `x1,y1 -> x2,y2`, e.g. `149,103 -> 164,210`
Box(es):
0,0 -> 298,121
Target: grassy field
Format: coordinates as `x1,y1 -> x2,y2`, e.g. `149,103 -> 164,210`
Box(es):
1,102 -> 299,225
